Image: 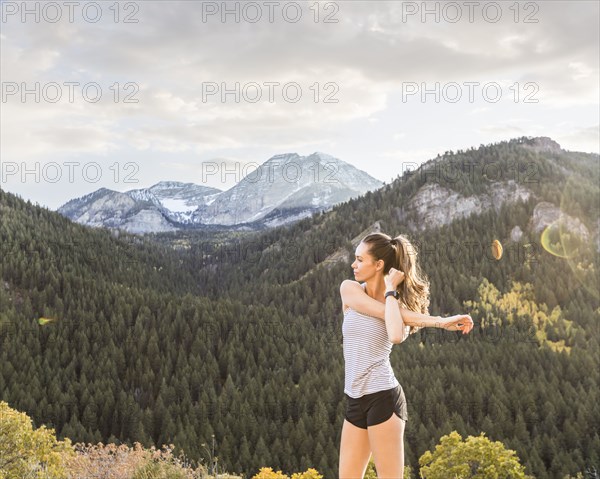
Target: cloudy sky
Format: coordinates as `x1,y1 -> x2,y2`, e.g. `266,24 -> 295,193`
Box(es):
1,0 -> 598,210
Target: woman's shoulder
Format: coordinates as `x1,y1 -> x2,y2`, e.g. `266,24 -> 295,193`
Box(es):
341,280 -> 366,315
340,279 -> 366,289
340,280 -> 366,299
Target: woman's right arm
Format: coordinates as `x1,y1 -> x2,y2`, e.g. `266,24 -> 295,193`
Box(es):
340,280 -> 407,344
340,280 -> 386,318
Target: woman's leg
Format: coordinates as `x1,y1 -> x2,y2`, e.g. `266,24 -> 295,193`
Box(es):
339,419 -> 372,479
367,413 -> 405,479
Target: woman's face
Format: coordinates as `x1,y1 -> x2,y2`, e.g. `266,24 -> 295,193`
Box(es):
351,242 -> 381,281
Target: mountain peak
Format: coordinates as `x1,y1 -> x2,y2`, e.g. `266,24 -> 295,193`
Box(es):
309,152 -> 338,162
192,152 -> 383,226
57,152 -> 383,231
150,180 -> 194,189
266,153 -> 301,162
61,187 -> 116,207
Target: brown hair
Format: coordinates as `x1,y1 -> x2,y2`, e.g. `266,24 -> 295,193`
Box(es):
361,232 -> 430,335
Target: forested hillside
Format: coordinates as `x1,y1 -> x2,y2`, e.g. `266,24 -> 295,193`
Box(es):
1,137 -> 598,478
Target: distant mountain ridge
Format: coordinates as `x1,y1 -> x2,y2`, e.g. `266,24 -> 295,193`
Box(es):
57,152 -> 383,233
190,152 -> 383,227
56,138 -> 599,243
58,182 -> 222,234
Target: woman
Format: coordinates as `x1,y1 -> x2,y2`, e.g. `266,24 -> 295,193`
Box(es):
339,232 -> 473,479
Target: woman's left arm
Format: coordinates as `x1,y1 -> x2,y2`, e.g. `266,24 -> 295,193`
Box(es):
349,284 -> 473,333
367,299 -> 443,328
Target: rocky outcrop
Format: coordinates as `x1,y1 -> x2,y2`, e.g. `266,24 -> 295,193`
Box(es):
530,202 -> 590,240
402,180 -> 532,232
522,136 -> 562,154
511,225 -> 524,242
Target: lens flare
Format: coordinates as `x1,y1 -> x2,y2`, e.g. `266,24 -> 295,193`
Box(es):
491,239 -> 503,260
554,174 -> 598,301
38,317 -> 56,325
540,219 -> 584,259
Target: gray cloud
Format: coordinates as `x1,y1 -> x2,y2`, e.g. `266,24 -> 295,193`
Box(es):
1,0 -> 598,208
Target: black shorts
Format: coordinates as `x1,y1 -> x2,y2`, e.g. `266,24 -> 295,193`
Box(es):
344,384 -> 408,429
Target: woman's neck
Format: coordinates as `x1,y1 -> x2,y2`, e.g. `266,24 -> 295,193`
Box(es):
364,278 -> 388,303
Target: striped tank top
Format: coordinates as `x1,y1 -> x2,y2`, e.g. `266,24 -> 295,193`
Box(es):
342,282 -> 399,398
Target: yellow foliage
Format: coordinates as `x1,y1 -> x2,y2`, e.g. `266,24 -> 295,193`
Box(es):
364,456 -> 414,479
253,467 -> 324,479
0,400 -> 74,479
0,401 -> 242,479
290,468 -> 323,479
419,430 -> 534,479
364,457 -> 377,479
464,278 -> 579,352
252,467 -> 290,479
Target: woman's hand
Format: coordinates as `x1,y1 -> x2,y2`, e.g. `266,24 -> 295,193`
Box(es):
384,267 -> 405,290
438,314 -> 474,334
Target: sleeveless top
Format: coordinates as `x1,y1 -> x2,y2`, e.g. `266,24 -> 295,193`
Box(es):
342,282 -> 400,398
